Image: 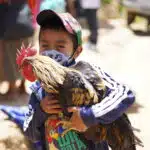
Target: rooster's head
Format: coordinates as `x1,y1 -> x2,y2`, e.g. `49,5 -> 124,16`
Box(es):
16,44 -> 37,82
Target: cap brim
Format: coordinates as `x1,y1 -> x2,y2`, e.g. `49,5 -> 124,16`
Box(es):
37,10 -> 62,26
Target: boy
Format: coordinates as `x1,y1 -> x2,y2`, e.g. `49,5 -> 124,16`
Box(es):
80,0 -> 100,50
24,10 -> 135,150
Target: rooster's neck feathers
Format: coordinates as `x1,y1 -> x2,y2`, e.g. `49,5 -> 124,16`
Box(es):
25,55 -> 70,93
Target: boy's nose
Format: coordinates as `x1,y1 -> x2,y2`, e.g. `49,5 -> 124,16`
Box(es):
48,46 -> 54,50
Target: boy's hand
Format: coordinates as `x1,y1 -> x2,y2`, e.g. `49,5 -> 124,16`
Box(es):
40,96 -> 62,114
68,107 -> 88,132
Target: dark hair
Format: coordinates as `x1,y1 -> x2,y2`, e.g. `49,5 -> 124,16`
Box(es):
39,17 -> 78,50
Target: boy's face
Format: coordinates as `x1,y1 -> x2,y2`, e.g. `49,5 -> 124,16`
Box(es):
39,29 -> 74,56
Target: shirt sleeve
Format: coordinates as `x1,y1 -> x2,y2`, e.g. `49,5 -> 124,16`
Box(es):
80,66 -> 135,126
23,93 -> 49,142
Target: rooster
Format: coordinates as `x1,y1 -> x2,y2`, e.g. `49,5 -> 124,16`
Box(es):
16,45 -> 143,150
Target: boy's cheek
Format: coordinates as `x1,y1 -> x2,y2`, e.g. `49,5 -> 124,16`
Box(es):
59,49 -> 73,56
39,47 -> 46,53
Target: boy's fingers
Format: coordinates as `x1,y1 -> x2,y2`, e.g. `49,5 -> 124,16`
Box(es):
68,107 -> 78,112
48,104 -> 62,109
46,99 -> 59,104
46,108 -> 62,114
40,96 -> 62,114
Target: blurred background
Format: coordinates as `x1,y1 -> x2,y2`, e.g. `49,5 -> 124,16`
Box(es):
0,0 -> 149,149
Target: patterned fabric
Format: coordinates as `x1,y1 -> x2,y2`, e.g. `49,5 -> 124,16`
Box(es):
40,50 -> 71,66
45,117 -> 89,150
58,12 -> 82,45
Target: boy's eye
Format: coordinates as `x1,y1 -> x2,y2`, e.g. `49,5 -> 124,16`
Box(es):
57,45 -> 65,49
41,44 -> 49,48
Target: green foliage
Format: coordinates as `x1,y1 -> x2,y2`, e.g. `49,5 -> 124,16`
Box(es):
102,0 -> 112,4
119,3 -> 124,13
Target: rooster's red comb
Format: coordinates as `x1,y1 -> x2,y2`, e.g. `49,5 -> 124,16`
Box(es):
16,43 -> 37,66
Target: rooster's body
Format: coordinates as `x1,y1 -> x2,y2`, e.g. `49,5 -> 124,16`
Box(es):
16,46 -> 142,150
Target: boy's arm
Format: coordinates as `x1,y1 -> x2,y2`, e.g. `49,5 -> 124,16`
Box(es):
80,66 -> 135,126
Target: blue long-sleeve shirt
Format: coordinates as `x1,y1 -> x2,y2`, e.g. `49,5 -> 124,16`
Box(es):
23,63 -> 135,150
80,65 -> 135,126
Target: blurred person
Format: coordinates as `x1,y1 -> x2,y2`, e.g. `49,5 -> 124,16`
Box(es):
80,0 -> 100,50
40,0 -> 66,13
0,40 -> 4,81
0,0 -> 34,96
28,0 -> 41,28
65,0 -> 76,17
